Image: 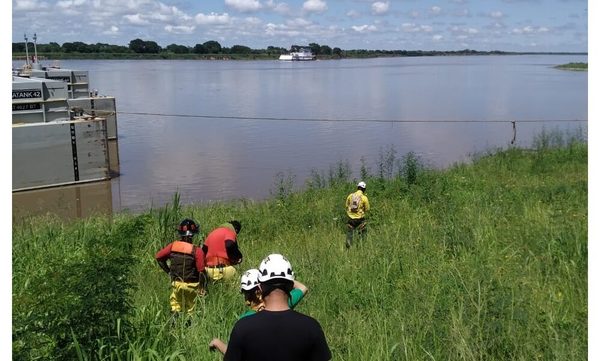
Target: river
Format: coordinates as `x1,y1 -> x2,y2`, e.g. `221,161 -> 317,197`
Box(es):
12,55 -> 588,219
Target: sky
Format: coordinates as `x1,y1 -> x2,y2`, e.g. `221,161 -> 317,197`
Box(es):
11,0 -> 588,52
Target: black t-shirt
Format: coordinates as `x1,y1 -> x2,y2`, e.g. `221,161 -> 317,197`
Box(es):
224,309 -> 331,361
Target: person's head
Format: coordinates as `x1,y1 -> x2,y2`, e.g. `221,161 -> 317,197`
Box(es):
229,220 -> 242,234
257,253 -> 295,298
178,219 -> 199,241
240,268 -> 262,305
357,181 -> 366,192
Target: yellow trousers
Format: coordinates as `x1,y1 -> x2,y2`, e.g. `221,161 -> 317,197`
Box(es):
206,265 -> 237,281
170,280 -> 202,313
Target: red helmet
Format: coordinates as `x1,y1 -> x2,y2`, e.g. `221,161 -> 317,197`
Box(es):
178,219 -> 199,237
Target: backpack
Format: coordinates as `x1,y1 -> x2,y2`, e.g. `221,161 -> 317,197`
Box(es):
350,192 -> 361,212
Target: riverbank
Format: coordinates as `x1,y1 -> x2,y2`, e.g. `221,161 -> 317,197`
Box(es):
12,51 -> 587,61
13,133 -> 587,360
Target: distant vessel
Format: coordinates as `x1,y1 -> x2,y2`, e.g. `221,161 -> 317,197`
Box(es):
279,47 -> 316,61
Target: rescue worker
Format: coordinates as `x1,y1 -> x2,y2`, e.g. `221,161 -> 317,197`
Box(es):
209,268 -> 309,355
345,181 -> 370,248
155,219 -> 206,314
202,220 -> 243,281
223,254 -> 331,361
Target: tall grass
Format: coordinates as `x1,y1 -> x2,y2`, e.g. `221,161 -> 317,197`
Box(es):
13,134 -> 587,360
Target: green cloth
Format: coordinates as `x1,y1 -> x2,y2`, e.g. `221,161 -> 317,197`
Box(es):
218,223 -> 235,231
238,288 -> 305,319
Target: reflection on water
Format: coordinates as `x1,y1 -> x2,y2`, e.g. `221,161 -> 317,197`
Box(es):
12,181 -> 117,222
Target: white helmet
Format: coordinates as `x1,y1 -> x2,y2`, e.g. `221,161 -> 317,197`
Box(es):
357,181 -> 366,189
257,253 -> 294,282
240,269 -> 261,291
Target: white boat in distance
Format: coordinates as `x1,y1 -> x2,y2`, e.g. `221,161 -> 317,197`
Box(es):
279,47 -> 316,61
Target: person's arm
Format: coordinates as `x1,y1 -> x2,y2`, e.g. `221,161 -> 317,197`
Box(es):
293,280 -> 308,294
288,280 -> 308,308
223,323 -> 243,361
209,338 -> 228,355
194,247 -> 205,272
155,243 -> 172,274
363,196 -> 370,213
225,240 -> 243,265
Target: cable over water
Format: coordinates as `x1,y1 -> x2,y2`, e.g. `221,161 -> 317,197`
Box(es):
116,111 -> 587,124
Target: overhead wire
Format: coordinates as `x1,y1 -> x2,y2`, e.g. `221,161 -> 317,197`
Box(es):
115,111 -> 587,124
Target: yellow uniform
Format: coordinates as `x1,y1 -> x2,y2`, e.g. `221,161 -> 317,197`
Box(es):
345,189 -> 370,219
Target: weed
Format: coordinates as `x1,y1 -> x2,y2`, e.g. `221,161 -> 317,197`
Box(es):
13,137 -> 587,360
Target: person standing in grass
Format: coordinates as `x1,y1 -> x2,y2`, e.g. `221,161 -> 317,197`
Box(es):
202,220 -> 243,281
209,268 -> 310,355
223,254 -> 331,361
155,219 -> 206,314
345,181 -> 370,248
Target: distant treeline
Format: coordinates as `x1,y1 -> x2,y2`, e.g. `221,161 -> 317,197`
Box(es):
12,38 -> 587,60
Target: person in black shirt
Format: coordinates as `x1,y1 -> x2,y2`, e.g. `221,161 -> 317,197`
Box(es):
224,254 -> 331,361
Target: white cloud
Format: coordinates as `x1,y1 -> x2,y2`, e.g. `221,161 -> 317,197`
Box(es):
430,6 -> 442,15
490,11 -> 504,18
511,25 -> 548,34
371,2 -> 389,15
265,1 -> 291,15
245,17 -> 263,25
303,0 -> 327,13
195,12 -> 231,25
401,23 -> 433,33
287,18 -> 312,27
14,0 -> 49,10
433,34 -> 443,41
352,24 -> 377,33
56,0 -> 86,9
123,14 -> 149,25
157,3 -> 192,21
410,11 -> 419,18
450,26 -> 479,35
164,25 -> 195,34
225,0 -> 262,12
346,10 -> 360,18
102,25 -> 120,35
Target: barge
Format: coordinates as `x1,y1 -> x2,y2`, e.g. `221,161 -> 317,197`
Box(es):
12,36 -> 120,192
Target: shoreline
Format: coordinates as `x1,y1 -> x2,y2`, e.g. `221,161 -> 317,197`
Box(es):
12,51 -> 588,62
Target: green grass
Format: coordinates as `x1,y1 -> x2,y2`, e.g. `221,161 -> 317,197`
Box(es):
13,132 -> 587,360
555,62 -> 588,71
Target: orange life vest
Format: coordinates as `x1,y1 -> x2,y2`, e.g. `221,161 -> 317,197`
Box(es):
171,240 -> 194,255
204,227 -> 237,266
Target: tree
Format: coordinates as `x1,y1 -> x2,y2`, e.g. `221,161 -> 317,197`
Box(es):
203,40 -> 222,54
128,39 -> 161,54
144,40 -> 161,53
319,45 -> 332,56
62,41 -> 87,53
332,47 -> 342,57
128,38 -> 145,53
13,42 -> 26,52
308,42 -> 320,55
230,45 -> 251,54
193,43 -> 207,54
166,44 -> 189,54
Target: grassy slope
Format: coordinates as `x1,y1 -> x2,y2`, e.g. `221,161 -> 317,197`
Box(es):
13,142 -> 587,360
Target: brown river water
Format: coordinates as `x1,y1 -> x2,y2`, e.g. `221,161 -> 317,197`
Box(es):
12,55 -> 588,221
